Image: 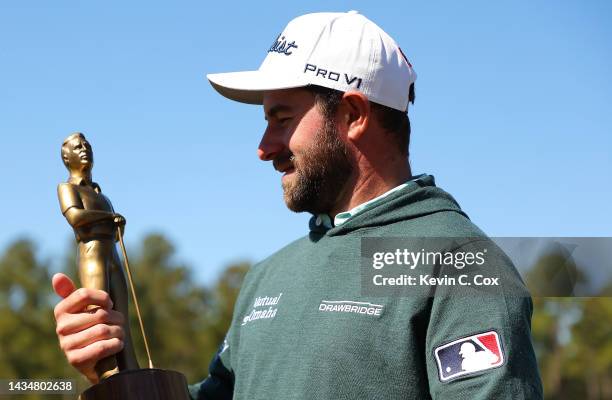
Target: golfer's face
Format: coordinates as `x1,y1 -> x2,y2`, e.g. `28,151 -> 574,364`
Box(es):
258,88 -> 323,185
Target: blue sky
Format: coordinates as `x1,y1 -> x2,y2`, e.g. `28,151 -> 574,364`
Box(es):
1,1 -> 610,285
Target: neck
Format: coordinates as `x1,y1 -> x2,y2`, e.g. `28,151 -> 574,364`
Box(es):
69,169 -> 92,185
329,155 -> 411,218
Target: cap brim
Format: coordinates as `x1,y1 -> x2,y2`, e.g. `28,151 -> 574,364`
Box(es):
207,70 -> 308,105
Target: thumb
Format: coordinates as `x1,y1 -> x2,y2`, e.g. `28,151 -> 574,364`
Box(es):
52,273 -> 77,299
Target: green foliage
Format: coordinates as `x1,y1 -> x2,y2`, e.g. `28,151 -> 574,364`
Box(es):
0,240 -> 79,399
525,245 -> 585,297
126,233 -> 248,383
528,250 -> 612,399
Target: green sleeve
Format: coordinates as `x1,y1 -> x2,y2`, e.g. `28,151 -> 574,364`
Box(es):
425,239 -> 543,399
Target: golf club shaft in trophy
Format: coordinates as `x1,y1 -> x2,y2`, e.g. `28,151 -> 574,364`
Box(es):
116,226 -> 154,369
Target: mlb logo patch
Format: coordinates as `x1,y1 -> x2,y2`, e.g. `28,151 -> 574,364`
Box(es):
434,330 -> 504,382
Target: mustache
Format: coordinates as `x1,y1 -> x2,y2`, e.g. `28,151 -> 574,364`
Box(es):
273,152 -> 295,172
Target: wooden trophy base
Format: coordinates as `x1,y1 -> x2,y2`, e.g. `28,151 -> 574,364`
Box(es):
80,368 -> 191,400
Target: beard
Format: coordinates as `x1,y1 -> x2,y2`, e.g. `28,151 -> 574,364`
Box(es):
278,118 -> 354,215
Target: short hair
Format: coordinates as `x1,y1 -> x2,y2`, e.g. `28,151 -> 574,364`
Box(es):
61,132 -> 87,168
304,84 -> 415,157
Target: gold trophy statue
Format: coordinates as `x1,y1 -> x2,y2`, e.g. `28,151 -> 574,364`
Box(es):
58,133 -> 190,399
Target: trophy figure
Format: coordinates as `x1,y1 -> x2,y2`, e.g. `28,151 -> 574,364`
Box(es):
58,133 -> 190,400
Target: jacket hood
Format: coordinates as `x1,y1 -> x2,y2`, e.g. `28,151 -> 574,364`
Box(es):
309,174 -> 469,236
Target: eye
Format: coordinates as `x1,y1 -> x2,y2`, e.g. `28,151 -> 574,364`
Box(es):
278,117 -> 292,125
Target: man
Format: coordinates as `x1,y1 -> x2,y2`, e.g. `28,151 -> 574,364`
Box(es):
52,11 -> 543,399
55,133 -> 139,382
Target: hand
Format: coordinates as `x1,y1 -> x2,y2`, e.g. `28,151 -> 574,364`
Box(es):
52,273 -> 125,385
113,213 -> 126,227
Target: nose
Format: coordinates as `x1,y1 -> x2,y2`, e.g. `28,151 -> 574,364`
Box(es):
257,124 -> 285,161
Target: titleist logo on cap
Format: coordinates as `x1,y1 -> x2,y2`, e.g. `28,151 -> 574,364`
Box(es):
268,34 -> 298,56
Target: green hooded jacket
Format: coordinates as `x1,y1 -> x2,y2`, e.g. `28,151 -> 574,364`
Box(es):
189,174 -> 543,399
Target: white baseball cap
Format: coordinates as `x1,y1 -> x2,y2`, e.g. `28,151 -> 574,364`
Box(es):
207,10 -> 417,112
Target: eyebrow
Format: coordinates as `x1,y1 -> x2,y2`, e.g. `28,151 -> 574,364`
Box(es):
265,104 -> 293,120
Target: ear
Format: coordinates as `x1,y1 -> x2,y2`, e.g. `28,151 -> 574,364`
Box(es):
339,91 -> 371,142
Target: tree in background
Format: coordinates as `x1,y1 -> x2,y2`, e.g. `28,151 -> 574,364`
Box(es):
527,248 -> 582,398
125,233 -> 249,383
563,285 -> 612,399
0,240 -> 76,399
205,262 -> 251,351
527,247 -> 612,399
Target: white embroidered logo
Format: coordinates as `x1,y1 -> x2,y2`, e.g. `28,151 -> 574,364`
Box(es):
242,293 -> 283,326
318,300 -> 384,317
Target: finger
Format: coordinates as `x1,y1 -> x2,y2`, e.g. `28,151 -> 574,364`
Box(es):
52,273 -> 77,299
56,288 -> 113,317
61,323 -> 125,352
56,308 -> 125,337
66,338 -> 124,370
